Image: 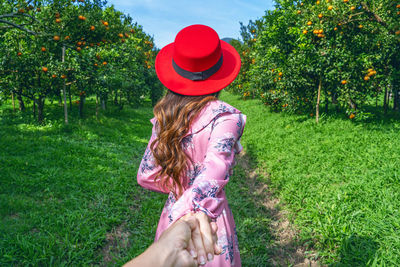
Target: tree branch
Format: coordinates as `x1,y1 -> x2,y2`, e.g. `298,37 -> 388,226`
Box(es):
0,19 -> 38,35
361,2 -> 387,27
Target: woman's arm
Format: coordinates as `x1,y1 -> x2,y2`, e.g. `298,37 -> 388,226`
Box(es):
137,124 -> 169,194
167,113 -> 246,222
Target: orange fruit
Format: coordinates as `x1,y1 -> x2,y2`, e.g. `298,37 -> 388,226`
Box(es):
77,41 -> 82,46
52,74 -> 57,78
42,67 -> 48,72
76,47 -> 81,51
103,21 -> 109,26
297,10 -> 301,14
349,113 -> 355,119
53,35 -> 60,41
64,36 -> 70,40
78,15 -> 86,20
90,25 -> 95,31
318,13 -> 323,18
41,47 -> 46,52
341,80 -> 347,84
17,52 -> 22,56
94,63 -> 98,66
303,30 -> 308,34
307,21 -> 313,26
118,33 -> 123,38
61,74 -> 66,79
328,5 -> 333,10
279,72 -> 283,76
358,24 -> 363,29
364,76 -> 370,81
334,27 -> 338,31
55,18 -> 61,23
343,0 -> 349,2
350,6 -> 356,10
395,30 -> 400,35
103,61 -> 107,65
397,4 -> 400,8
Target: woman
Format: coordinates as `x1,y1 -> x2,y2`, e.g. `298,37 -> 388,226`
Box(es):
137,24 -> 246,266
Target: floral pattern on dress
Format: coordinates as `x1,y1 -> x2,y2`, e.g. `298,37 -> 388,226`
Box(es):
214,133 -> 236,155
182,134 -> 194,150
187,163 -> 206,186
192,180 -> 220,202
218,228 -> 236,264
140,147 -> 155,173
212,104 -> 237,116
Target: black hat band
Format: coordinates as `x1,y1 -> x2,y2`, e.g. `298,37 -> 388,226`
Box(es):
172,55 -> 223,81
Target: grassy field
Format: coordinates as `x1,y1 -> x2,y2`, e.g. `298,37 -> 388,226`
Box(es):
1,92 -> 399,266
223,93 -> 400,266
0,97 -> 271,266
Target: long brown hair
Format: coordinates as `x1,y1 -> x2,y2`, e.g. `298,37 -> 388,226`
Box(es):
151,90 -> 219,197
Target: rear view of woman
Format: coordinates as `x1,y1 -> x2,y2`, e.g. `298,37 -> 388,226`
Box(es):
137,24 -> 246,266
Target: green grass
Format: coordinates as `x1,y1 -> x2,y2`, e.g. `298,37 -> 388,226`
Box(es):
221,92 -> 400,266
0,97 -> 272,266
2,92 -> 399,266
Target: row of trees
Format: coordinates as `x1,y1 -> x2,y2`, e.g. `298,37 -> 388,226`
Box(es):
230,0 -> 400,121
0,0 -> 163,123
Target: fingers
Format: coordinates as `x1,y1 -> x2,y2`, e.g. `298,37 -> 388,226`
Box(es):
187,238 -> 197,258
175,250 -> 199,267
195,212 -> 215,263
210,222 -> 222,255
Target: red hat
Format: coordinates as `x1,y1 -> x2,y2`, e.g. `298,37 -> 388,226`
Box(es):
155,24 -> 241,96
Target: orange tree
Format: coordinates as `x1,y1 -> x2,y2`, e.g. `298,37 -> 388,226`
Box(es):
0,0 -> 160,122
232,0 -> 400,121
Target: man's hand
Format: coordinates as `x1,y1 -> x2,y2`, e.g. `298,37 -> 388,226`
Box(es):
123,212 -> 220,267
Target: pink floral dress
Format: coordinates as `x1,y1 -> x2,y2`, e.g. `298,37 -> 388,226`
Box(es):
137,99 -> 246,267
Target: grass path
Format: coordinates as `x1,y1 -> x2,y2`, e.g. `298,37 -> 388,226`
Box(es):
1,92 -> 400,266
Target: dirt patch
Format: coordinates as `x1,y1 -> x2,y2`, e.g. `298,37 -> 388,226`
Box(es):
237,152 -> 321,267
100,222 -> 131,266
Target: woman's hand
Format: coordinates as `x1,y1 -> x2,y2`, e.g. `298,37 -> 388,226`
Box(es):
182,212 -> 222,265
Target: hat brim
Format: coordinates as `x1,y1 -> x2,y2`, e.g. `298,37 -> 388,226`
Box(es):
155,40 -> 241,96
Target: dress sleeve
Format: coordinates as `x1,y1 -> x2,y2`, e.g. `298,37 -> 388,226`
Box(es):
137,123 -> 169,194
168,112 -> 246,224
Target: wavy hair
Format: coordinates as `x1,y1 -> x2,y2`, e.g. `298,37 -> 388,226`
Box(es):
151,90 -> 219,197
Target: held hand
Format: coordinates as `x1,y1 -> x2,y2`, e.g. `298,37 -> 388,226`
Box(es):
182,212 -> 222,265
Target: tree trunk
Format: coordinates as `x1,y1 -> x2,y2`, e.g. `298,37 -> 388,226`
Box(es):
11,92 -> 16,112
68,86 -> 72,111
37,96 -> 45,123
62,46 -> 68,124
316,76 -> 322,123
119,93 -> 123,110
59,89 -> 62,105
17,94 -> 25,111
384,87 -> 388,114
101,98 -> 106,110
114,90 -> 118,105
96,95 -> 99,120
79,95 -> 85,118
33,99 -> 36,118
393,89 -> 399,111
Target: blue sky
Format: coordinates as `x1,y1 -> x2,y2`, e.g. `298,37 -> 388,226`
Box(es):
107,0 -> 275,49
